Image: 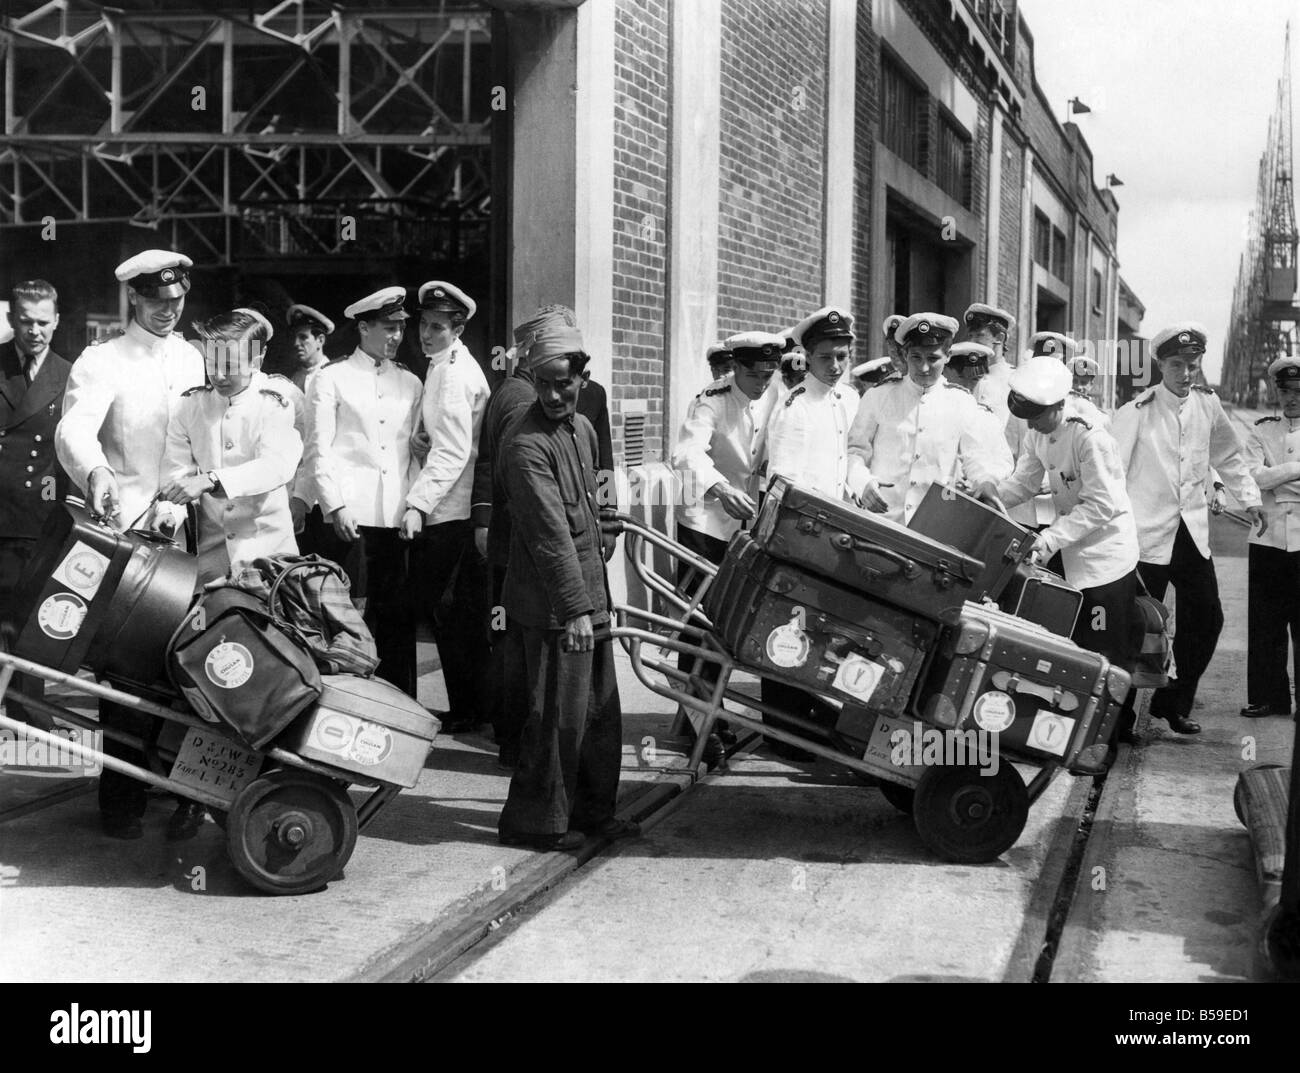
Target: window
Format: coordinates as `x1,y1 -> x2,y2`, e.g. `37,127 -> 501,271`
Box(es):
1091,268 -> 1104,314
1051,227 -> 1068,280
936,113 -> 972,208
1033,211 -> 1051,269
881,53 -> 924,170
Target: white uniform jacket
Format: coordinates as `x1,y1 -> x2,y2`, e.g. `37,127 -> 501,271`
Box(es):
305,349 -> 423,528
1243,415 -> 1300,553
56,320 -> 205,533
1111,381 -> 1261,563
995,399 -> 1139,589
162,372 -> 302,585
672,372 -> 776,540
764,375 -> 856,500
847,377 -> 1009,524
974,360 -> 1013,427
1068,390 -> 1110,429
406,339 -> 489,525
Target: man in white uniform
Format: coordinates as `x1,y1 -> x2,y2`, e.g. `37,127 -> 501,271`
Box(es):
976,356 -> 1142,764
56,249 -> 206,840
847,313 -> 1007,524
402,280 -> 492,732
285,302 -> 335,555
160,308 -> 301,586
1111,322 -> 1264,735
943,341 -> 1015,478
765,307 -> 857,500
1240,356 -> 1300,717
306,286 -> 423,695
963,302 -> 1016,427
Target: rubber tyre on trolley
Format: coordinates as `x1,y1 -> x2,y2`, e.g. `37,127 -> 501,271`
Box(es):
912,763 -> 1029,863
225,769 -> 359,895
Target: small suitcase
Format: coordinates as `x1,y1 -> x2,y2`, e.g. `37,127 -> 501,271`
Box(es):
5,501 -> 197,687
704,533 -> 938,711
907,483 -> 1034,603
750,476 -> 986,620
276,675 -> 442,788
914,602 -> 1130,768
998,563 -> 1083,636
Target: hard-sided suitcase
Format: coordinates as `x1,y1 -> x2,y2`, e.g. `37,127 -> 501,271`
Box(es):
704,533 -> 938,711
5,501 -> 197,688
276,675 -> 442,788
750,475 -> 986,620
907,484 -> 1033,603
998,563 -> 1083,636
914,602 -> 1130,768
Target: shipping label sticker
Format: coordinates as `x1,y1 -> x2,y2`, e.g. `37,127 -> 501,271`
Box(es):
349,721 -> 393,767
973,691 -> 1016,733
53,542 -> 110,599
766,607 -> 810,668
168,727 -> 261,804
309,712 -> 358,756
1027,710 -> 1075,756
204,641 -> 255,690
832,655 -> 885,702
37,592 -> 87,641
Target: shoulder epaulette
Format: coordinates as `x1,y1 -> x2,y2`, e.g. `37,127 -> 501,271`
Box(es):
1069,388 -> 1089,398
1256,415 -> 1282,424
1066,415 -> 1093,431
1134,388 -> 1157,409
266,373 -> 294,387
259,388 -> 288,407
944,381 -> 970,393
181,384 -> 211,397
978,402 -> 995,415
703,384 -> 732,398
1192,384 -> 1214,395
783,386 -> 806,407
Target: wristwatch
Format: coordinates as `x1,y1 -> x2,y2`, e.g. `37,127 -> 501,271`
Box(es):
206,470 -> 224,496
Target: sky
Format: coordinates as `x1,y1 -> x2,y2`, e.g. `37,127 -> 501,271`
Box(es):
1017,0 -> 1299,382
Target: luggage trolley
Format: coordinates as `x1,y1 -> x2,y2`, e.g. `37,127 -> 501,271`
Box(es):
607,500 -> 1131,865
0,501 -> 437,896
0,653 -> 433,895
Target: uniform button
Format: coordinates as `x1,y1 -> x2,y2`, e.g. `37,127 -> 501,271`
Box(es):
225,441 -> 234,450
226,504 -> 234,512
380,419 -> 386,424
30,450 -> 37,457
227,532 -> 236,540
24,480 -> 31,488
33,435 -> 41,443
26,465 -> 33,472
382,468 -> 388,474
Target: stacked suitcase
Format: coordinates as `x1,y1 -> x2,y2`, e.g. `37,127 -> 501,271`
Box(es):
705,477 -> 1128,768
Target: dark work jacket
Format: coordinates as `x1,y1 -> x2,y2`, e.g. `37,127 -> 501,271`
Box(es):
501,403 -> 609,630
576,378 -> 615,482
471,372 -> 535,566
0,343 -> 71,539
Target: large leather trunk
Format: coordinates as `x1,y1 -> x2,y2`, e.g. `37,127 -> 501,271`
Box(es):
749,476 -> 986,621
5,501 -> 197,688
704,533 -> 938,711
915,602 -> 1129,767
907,484 -> 1033,603
998,563 -> 1083,636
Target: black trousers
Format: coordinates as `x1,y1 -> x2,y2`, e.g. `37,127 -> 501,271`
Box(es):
293,505 -> 329,560
1138,522 -> 1224,721
0,537 -> 49,727
1070,568 -> 1140,741
498,626 -> 623,837
414,519 -> 492,725
316,525 -> 417,698
1247,544 -> 1300,710
97,702 -> 155,819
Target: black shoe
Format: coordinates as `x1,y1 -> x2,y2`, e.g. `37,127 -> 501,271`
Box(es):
702,733 -> 726,768
166,801 -> 208,842
1240,703 -> 1291,718
101,813 -> 143,840
498,829 -> 585,851
1167,715 -> 1201,735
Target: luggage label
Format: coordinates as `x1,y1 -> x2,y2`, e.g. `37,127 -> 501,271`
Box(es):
758,606 -> 905,705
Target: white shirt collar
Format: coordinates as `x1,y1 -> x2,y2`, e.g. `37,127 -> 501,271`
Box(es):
1157,380 -> 1189,407
349,347 -> 391,373
125,319 -> 169,350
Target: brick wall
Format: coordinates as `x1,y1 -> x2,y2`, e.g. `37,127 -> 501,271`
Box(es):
610,0 -> 671,465
998,117 -> 1024,349
970,95 -> 991,299
851,0 -> 876,336
715,0 -> 829,337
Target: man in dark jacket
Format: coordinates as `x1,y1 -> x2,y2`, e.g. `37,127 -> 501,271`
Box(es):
496,323 -> 636,851
0,280 -> 71,728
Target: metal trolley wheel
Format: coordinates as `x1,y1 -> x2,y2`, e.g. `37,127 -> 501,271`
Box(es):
226,769 -> 359,895
912,764 -> 1029,863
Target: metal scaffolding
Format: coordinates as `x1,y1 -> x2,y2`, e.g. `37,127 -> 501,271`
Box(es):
1224,24 -> 1299,405
0,0 -> 494,267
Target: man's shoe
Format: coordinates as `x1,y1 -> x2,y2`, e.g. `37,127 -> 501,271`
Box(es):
101,814 -> 143,840
1240,703 -> 1291,718
1167,715 -> 1201,735
166,801 -> 208,842
498,829 -> 585,851
702,733 -> 726,768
